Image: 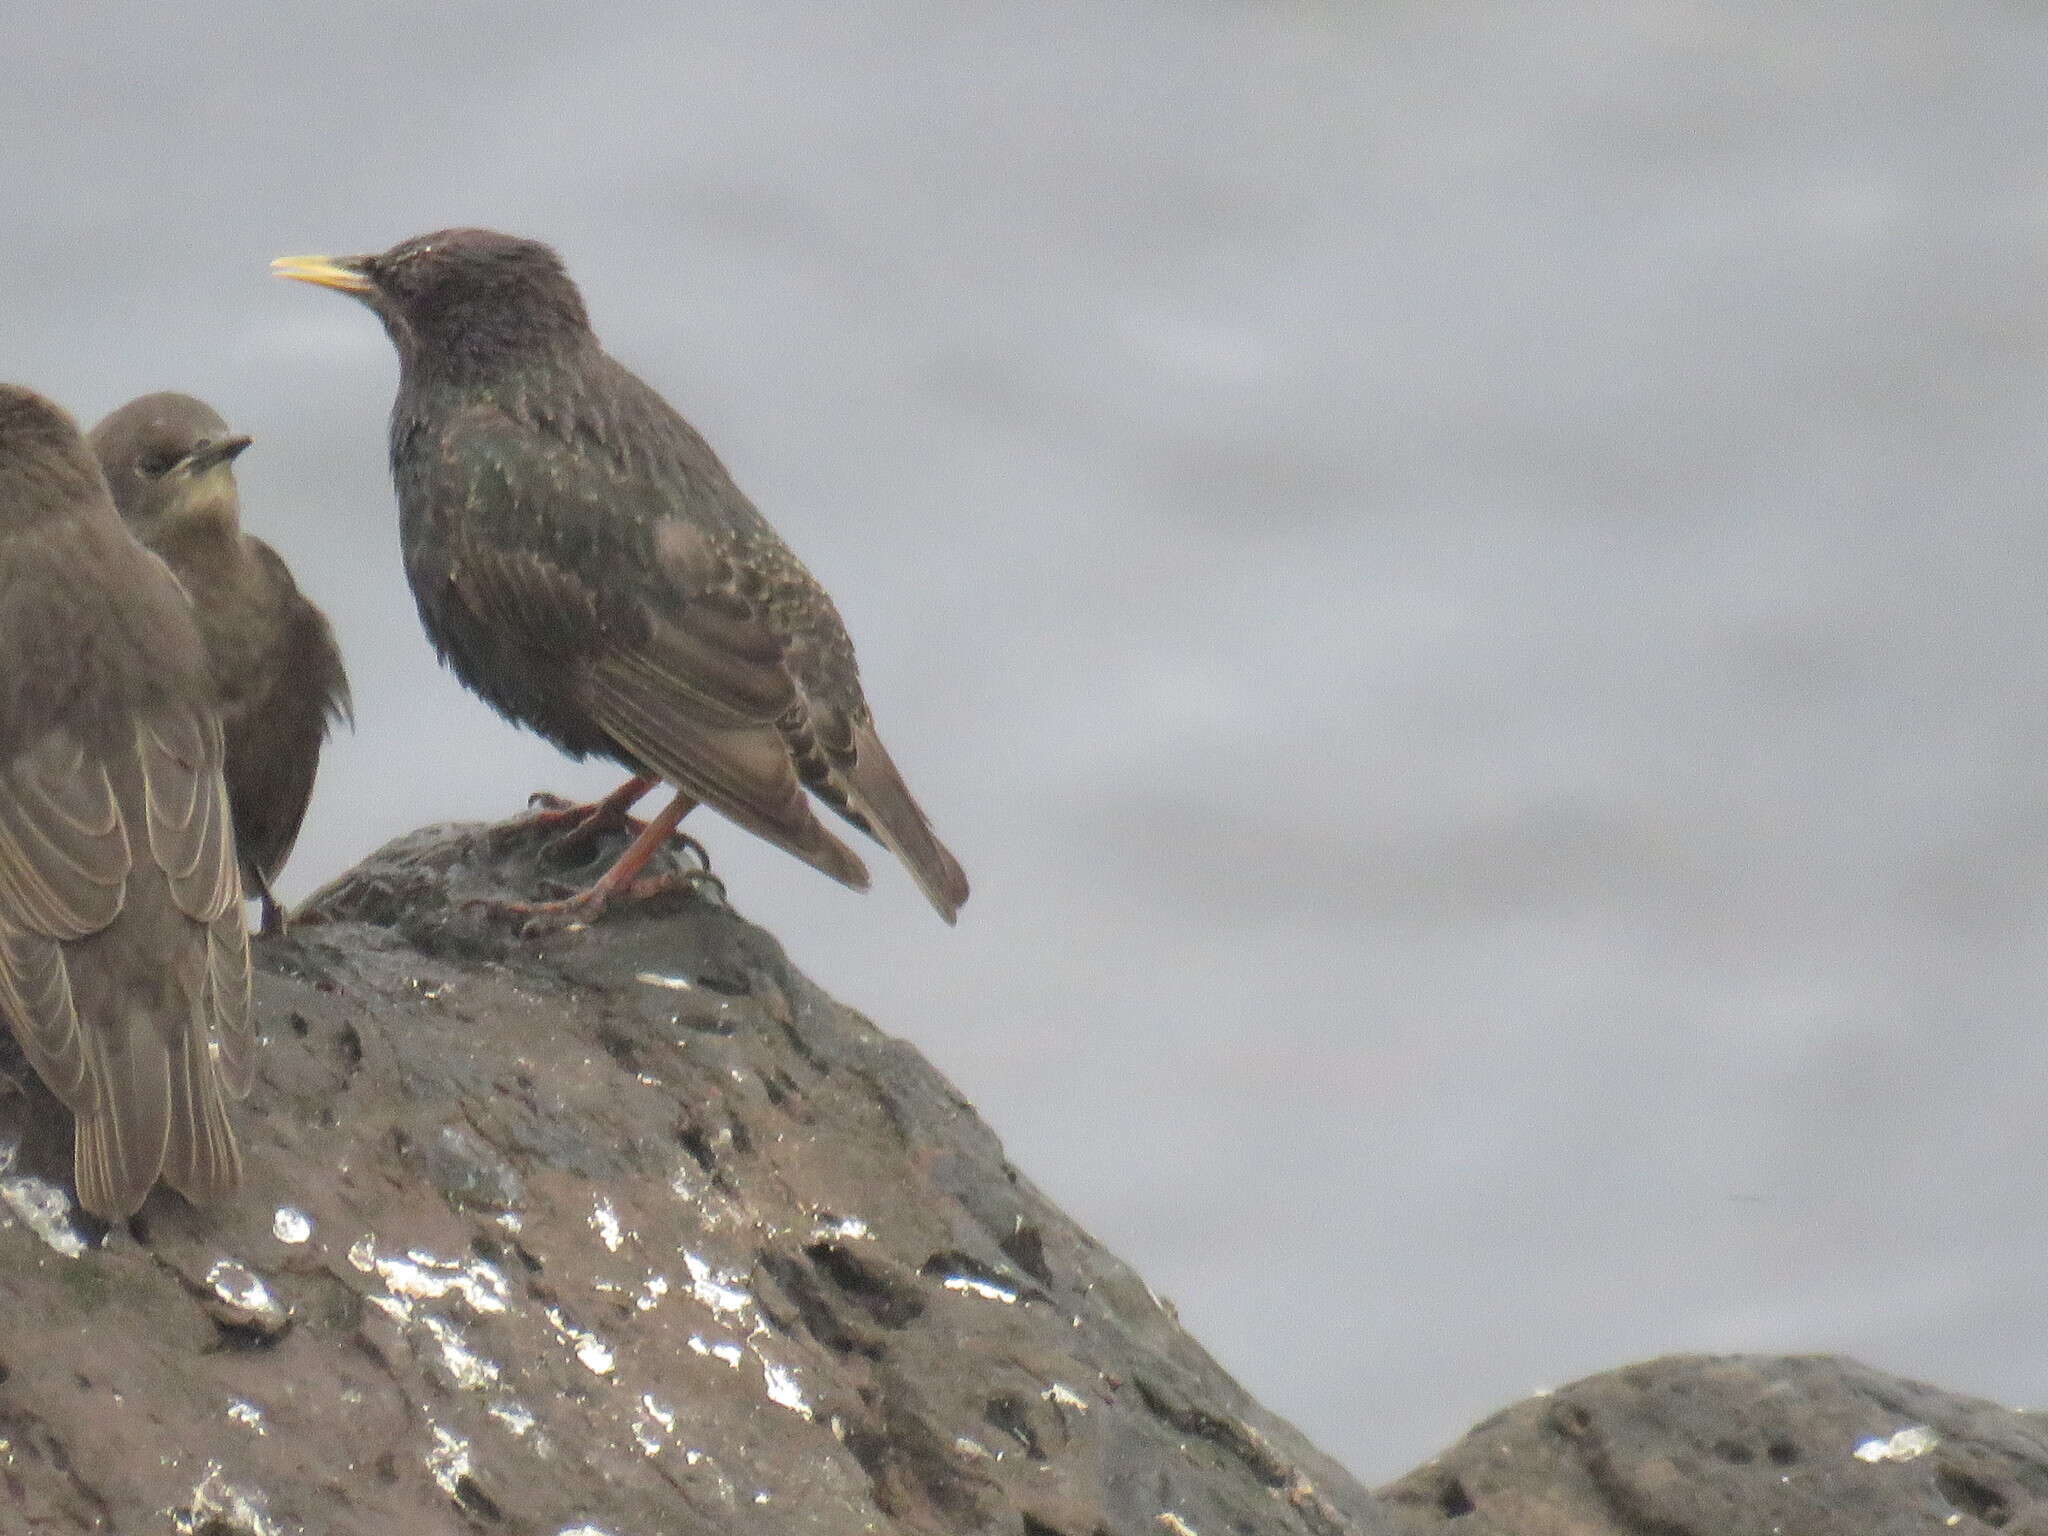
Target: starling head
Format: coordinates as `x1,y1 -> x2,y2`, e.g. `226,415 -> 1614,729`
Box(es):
89,392 -> 252,538
273,229 -> 592,374
0,385 -> 107,529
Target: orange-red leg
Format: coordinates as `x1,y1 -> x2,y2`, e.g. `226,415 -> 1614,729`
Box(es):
581,791 -> 695,900
524,773 -> 660,848
500,790 -> 714,932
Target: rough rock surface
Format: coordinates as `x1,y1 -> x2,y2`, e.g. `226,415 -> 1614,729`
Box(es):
0,815 -> 1383,1536
1380,1353 -> 2048,1536
0,816 -> 2034,1535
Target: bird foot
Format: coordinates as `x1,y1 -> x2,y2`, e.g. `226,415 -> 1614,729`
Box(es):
471,865 -> 728,938
256,890 -> 288,939
514,793 -> 718,881
465,824 -> 724,937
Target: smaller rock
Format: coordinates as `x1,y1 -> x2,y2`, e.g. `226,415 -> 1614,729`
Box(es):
1379,1354 -> 2048,1535
202,1259 -> 294,1342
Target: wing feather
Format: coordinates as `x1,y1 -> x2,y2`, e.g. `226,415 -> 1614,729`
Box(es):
422,397 -> 961,905
827,721 -> 970,923
71,1002 -> 172,1223
160,993 -> 242,1206
584,657 -> 870,891
0,485 -> 252,1218
0,735 -> 128,939
139,711 -> 240,920
0,924 -> 87,1106
228,547 -> 351,888
206,908 -> 256,1099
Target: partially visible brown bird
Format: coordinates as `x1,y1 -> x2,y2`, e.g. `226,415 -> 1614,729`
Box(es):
0,384 -> 252,1219
90,393 -> 351,936
274,229 -> 968,925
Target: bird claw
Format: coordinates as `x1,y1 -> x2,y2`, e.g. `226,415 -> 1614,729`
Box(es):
479,780 -> 720,934
669,834 -> 715,877
663,865 -> 728,909
513,791 -> 656,859
612,864 -> 728,914
486,866 -> 730,939
518,907 -> 592,940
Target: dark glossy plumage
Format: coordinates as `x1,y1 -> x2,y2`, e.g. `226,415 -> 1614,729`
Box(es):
90,393 -> 351,936
277,228 -> 968,921
0,385 -> 252,1219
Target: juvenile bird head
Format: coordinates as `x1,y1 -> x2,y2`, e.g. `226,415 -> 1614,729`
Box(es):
89,392 -> 252,538
273,228 -> 593,374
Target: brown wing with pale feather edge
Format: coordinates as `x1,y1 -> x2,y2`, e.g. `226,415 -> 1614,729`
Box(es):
226,539 -> 352,902
0,705 -> 249,1218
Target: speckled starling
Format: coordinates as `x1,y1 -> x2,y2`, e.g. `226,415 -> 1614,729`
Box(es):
90,393 -> 352,937
273,229 -> 968,923
0,384 -> 253,1219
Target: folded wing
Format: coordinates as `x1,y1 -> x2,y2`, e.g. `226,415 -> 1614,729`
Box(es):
0,704 -> 249,1218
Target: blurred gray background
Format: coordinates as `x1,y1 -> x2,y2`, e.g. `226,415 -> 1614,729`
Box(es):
6,0 -> 2046,1484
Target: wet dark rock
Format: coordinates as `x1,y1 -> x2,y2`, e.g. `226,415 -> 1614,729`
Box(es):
0,815 -> 2017,1533
0,816 -> 1383,1535
409,1123 -> 528,1213
1380,1353 -> 2048,1536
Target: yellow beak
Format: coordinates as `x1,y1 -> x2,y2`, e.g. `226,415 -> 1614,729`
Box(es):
270,254 -> 374,295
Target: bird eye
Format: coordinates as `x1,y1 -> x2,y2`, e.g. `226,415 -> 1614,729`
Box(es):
139,450 -> 181,478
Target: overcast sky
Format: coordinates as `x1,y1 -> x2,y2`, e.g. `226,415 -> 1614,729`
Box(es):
7,0 -> 2048,1483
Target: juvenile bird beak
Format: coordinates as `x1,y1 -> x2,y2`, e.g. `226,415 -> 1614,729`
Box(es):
181,434 -> 254,474
271,253 -> 375,296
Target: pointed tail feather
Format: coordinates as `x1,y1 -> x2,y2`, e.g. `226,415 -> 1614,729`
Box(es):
72,1006 -> 174,1220
161,998 -> 242,1207
836,724 -> 970,923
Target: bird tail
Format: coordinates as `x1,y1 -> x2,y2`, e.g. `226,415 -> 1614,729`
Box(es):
584,670 -> 874,894
160,987 -> 242,1208
834,723 -> 970,924
72,1004 -> 173,1221
70,943 -> 244,1220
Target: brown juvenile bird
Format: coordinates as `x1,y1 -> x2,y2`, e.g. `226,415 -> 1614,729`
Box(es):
274,229 -> 968,924
90,394 -> 351,936
0,384 -> 253,1220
